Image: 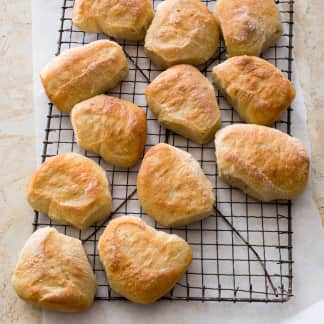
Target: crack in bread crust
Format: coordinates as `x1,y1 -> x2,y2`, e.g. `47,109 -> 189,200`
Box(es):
215,124 -> 309,201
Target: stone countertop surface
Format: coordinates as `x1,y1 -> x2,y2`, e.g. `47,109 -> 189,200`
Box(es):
295,1 -> 324,222
0,0 -> 323,323
0,0 -> 41,323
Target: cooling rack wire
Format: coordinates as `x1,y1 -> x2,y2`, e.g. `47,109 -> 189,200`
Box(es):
34,0 -> 294,303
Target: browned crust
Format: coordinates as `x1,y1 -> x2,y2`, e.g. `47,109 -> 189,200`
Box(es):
212,56 -> 295,125
215,0 -> 283,57
144,0 -> 219,68
137,143 -> 215,226
145,64 -> 221,144
12,227 -> 97,312
26,152 -> 112,229
72,0 -> 154,41
40,40 -> 128,112
215,124 -> 310,201
71,95 -> 147,168
97,216 -> 192,304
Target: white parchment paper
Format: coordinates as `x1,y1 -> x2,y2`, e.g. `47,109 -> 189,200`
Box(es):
32,1 -> 324,323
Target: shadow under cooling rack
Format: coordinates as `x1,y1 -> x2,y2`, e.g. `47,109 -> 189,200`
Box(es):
34,0 -> 294,303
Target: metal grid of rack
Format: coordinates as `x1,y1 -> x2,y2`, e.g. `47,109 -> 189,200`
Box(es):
34,0 -> 294,302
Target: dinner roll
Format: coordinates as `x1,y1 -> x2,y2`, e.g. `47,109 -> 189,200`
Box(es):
137,143 -> 215,226
26,153 -> 112,229
144,0 -> 219,68
98,216 -> 192,304
145,64 -> 221,144
212,56 -> 295,125
72,0 -> 154,41
40,40 -> 128,112
215,0 -> 283,57
215,124 -> 309,201
12,227 -> 96,312
71,95 -> 147,168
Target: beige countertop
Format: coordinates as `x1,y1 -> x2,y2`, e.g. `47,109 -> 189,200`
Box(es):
0,1 -> 40,323
294,1 -> 324,222
0,0 -> 323,323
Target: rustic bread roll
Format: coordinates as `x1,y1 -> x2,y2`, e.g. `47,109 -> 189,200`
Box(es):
212,56 -> 295,125
215,0 -> 283,57
40,40 -> 128,112
26,152 -> 112,229
137,143 -> 215,226
72,0 -> 154,41
215,124 -> 309,201
71,95 -> 147,168
144,0 -> 219,68
145,64 -> 221,144
98,215 -> 192,304
12,227 -> 96,312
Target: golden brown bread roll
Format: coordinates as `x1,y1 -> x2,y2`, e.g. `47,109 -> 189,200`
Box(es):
72,0 -> 154,41
145,64 -> 221,144
215,124 -> 310,201
40,40 -> 128,112
12,227 -> 96,312
71,95 -> 147,168
97,215 -> 192,304
26,152 -> 112,229
144,0 -> 219,68
137,143 -> 215,226
215,0 -> 283,57
212,56 -> 295,125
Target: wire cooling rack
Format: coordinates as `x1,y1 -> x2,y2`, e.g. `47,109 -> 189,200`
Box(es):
34,0 -> 294,303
